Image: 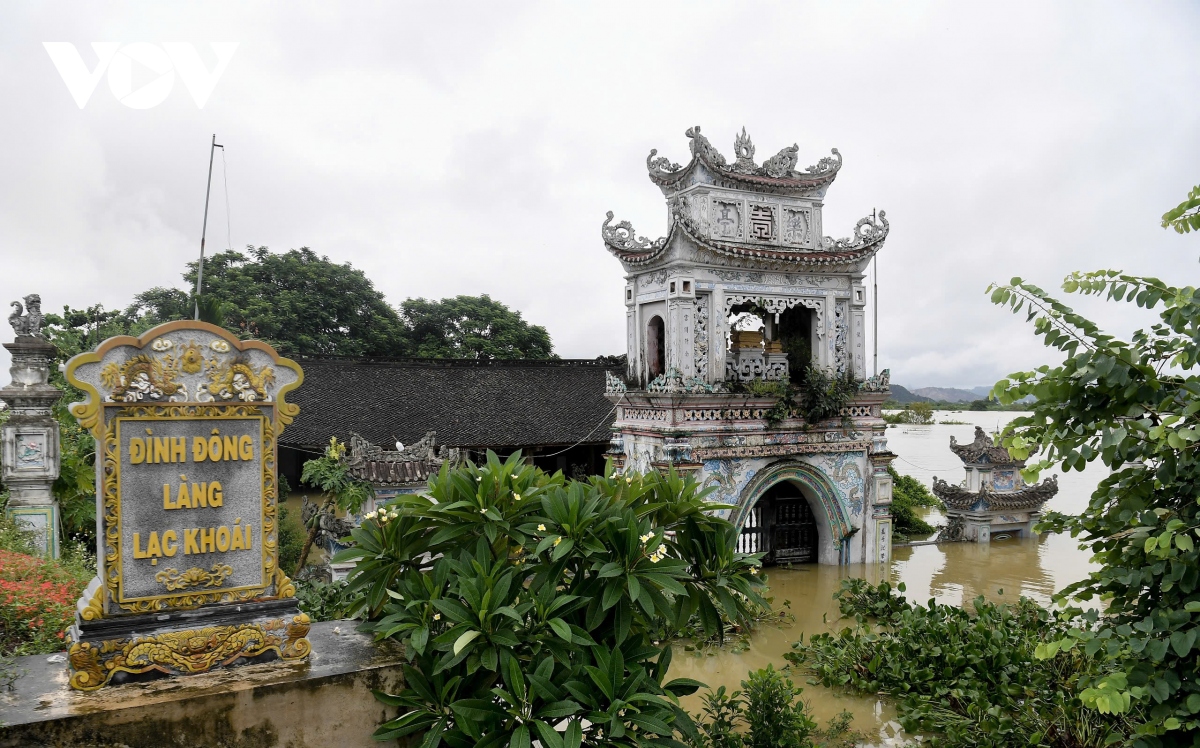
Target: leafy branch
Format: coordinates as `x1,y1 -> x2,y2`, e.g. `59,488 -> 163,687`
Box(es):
1162,184 -> 1200,235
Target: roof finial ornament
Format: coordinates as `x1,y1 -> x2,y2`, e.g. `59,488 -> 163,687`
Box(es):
762,143 -> 799,178
8,294 -> 45,338
685,125 -> 727,167
804,148 -> 842,176
731,127 -> 757,173
646,148 -> 681,175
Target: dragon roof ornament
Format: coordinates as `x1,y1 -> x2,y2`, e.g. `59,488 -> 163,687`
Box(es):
601,211 -> 673,265
646,126 -> 843,193
949,427 -> 1022,466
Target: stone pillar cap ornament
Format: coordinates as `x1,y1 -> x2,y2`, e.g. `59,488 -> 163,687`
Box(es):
3,294 -> 58,395
8,294 -> 47,339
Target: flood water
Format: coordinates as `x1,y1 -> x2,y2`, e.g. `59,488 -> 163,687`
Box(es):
670,410 -> 1105,744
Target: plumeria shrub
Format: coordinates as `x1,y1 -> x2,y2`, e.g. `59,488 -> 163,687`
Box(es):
334,452 -> 767,747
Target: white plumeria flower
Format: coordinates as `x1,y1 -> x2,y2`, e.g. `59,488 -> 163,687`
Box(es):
480,507 -> 488,514
433,613 -> 441,621
537,524 -> 546,532
513,493 -> 521,501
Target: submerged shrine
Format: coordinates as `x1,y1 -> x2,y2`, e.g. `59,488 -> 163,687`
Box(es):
601,125 -> 895,565
932,426 -> 1058,542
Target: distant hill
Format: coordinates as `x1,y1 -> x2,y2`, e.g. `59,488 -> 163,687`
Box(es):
888,385 -> 932,404
911,386 -> 981,403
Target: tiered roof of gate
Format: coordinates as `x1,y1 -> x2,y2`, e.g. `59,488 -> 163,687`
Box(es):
602,126 -> 888,272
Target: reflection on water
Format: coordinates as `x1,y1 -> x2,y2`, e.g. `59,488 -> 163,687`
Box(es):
670,411 -> 1104,742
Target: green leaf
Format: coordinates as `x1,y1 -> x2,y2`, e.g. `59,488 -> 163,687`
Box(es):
564,720 -> 582,748
510,724 -> 531,748
531,721 -> 565,748
1187,693 -> 1200,713
548,618 -> 572,643
453,629 -> 482,655
1171,629 -> 1196,657
451,698 -> 507,721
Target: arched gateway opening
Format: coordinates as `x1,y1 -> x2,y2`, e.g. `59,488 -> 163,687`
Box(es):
645,315 -> 665,381
731,461 -> 853,566
737,482 -> 819,564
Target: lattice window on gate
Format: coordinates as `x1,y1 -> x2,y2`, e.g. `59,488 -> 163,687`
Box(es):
738,503 -> 765,555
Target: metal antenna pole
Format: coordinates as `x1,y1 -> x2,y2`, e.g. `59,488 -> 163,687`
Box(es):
873,254 -> 878,377
194,134 -> 224,320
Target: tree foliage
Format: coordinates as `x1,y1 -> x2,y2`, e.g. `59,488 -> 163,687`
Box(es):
46,249 -> 557,361
177,246 -> 409,357
1163,185 -> 1200,235
988,270 -> 1200,744
888,467 -> 940,540
333,454 -> 766,747
400,295 -> 555,360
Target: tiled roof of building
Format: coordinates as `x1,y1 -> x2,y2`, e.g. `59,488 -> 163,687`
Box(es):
280,356 -> 620,451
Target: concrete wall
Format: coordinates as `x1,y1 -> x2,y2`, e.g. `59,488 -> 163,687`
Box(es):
0,621 -> 407,748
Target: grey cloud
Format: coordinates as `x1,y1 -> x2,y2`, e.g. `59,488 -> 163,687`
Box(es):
1,1 -> 1198,391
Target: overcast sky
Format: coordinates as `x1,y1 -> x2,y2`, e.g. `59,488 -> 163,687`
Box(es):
1,2 -> 1197,389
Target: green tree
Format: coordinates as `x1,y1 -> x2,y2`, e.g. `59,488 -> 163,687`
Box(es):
887,467 -> 939,539
902,401 -> 934,425
400,294 -> 555,359
988,269 -> 1200,744
182,246 -> 409,357
127,287 -> 192,323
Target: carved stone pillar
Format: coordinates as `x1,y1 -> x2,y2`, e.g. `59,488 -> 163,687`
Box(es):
1,295 -> 62,558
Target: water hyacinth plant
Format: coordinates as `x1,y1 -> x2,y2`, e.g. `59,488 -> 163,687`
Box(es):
333,452 -> 767,747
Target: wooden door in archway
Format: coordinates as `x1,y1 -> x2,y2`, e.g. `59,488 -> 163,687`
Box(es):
763,481 -> 819,564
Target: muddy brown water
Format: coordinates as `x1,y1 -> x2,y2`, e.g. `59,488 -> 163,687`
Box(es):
669,411 -> 1103,745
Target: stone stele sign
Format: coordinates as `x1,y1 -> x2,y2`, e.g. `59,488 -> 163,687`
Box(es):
62,321 -> 310,690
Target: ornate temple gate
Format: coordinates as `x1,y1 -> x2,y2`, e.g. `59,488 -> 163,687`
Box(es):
601,125 -> 897,565
737,481 -> 819,564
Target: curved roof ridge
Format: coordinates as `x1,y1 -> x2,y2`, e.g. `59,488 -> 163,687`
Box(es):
932,475 -> 1059,511
645,125 -> 842,193
674,208 -> 888,267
